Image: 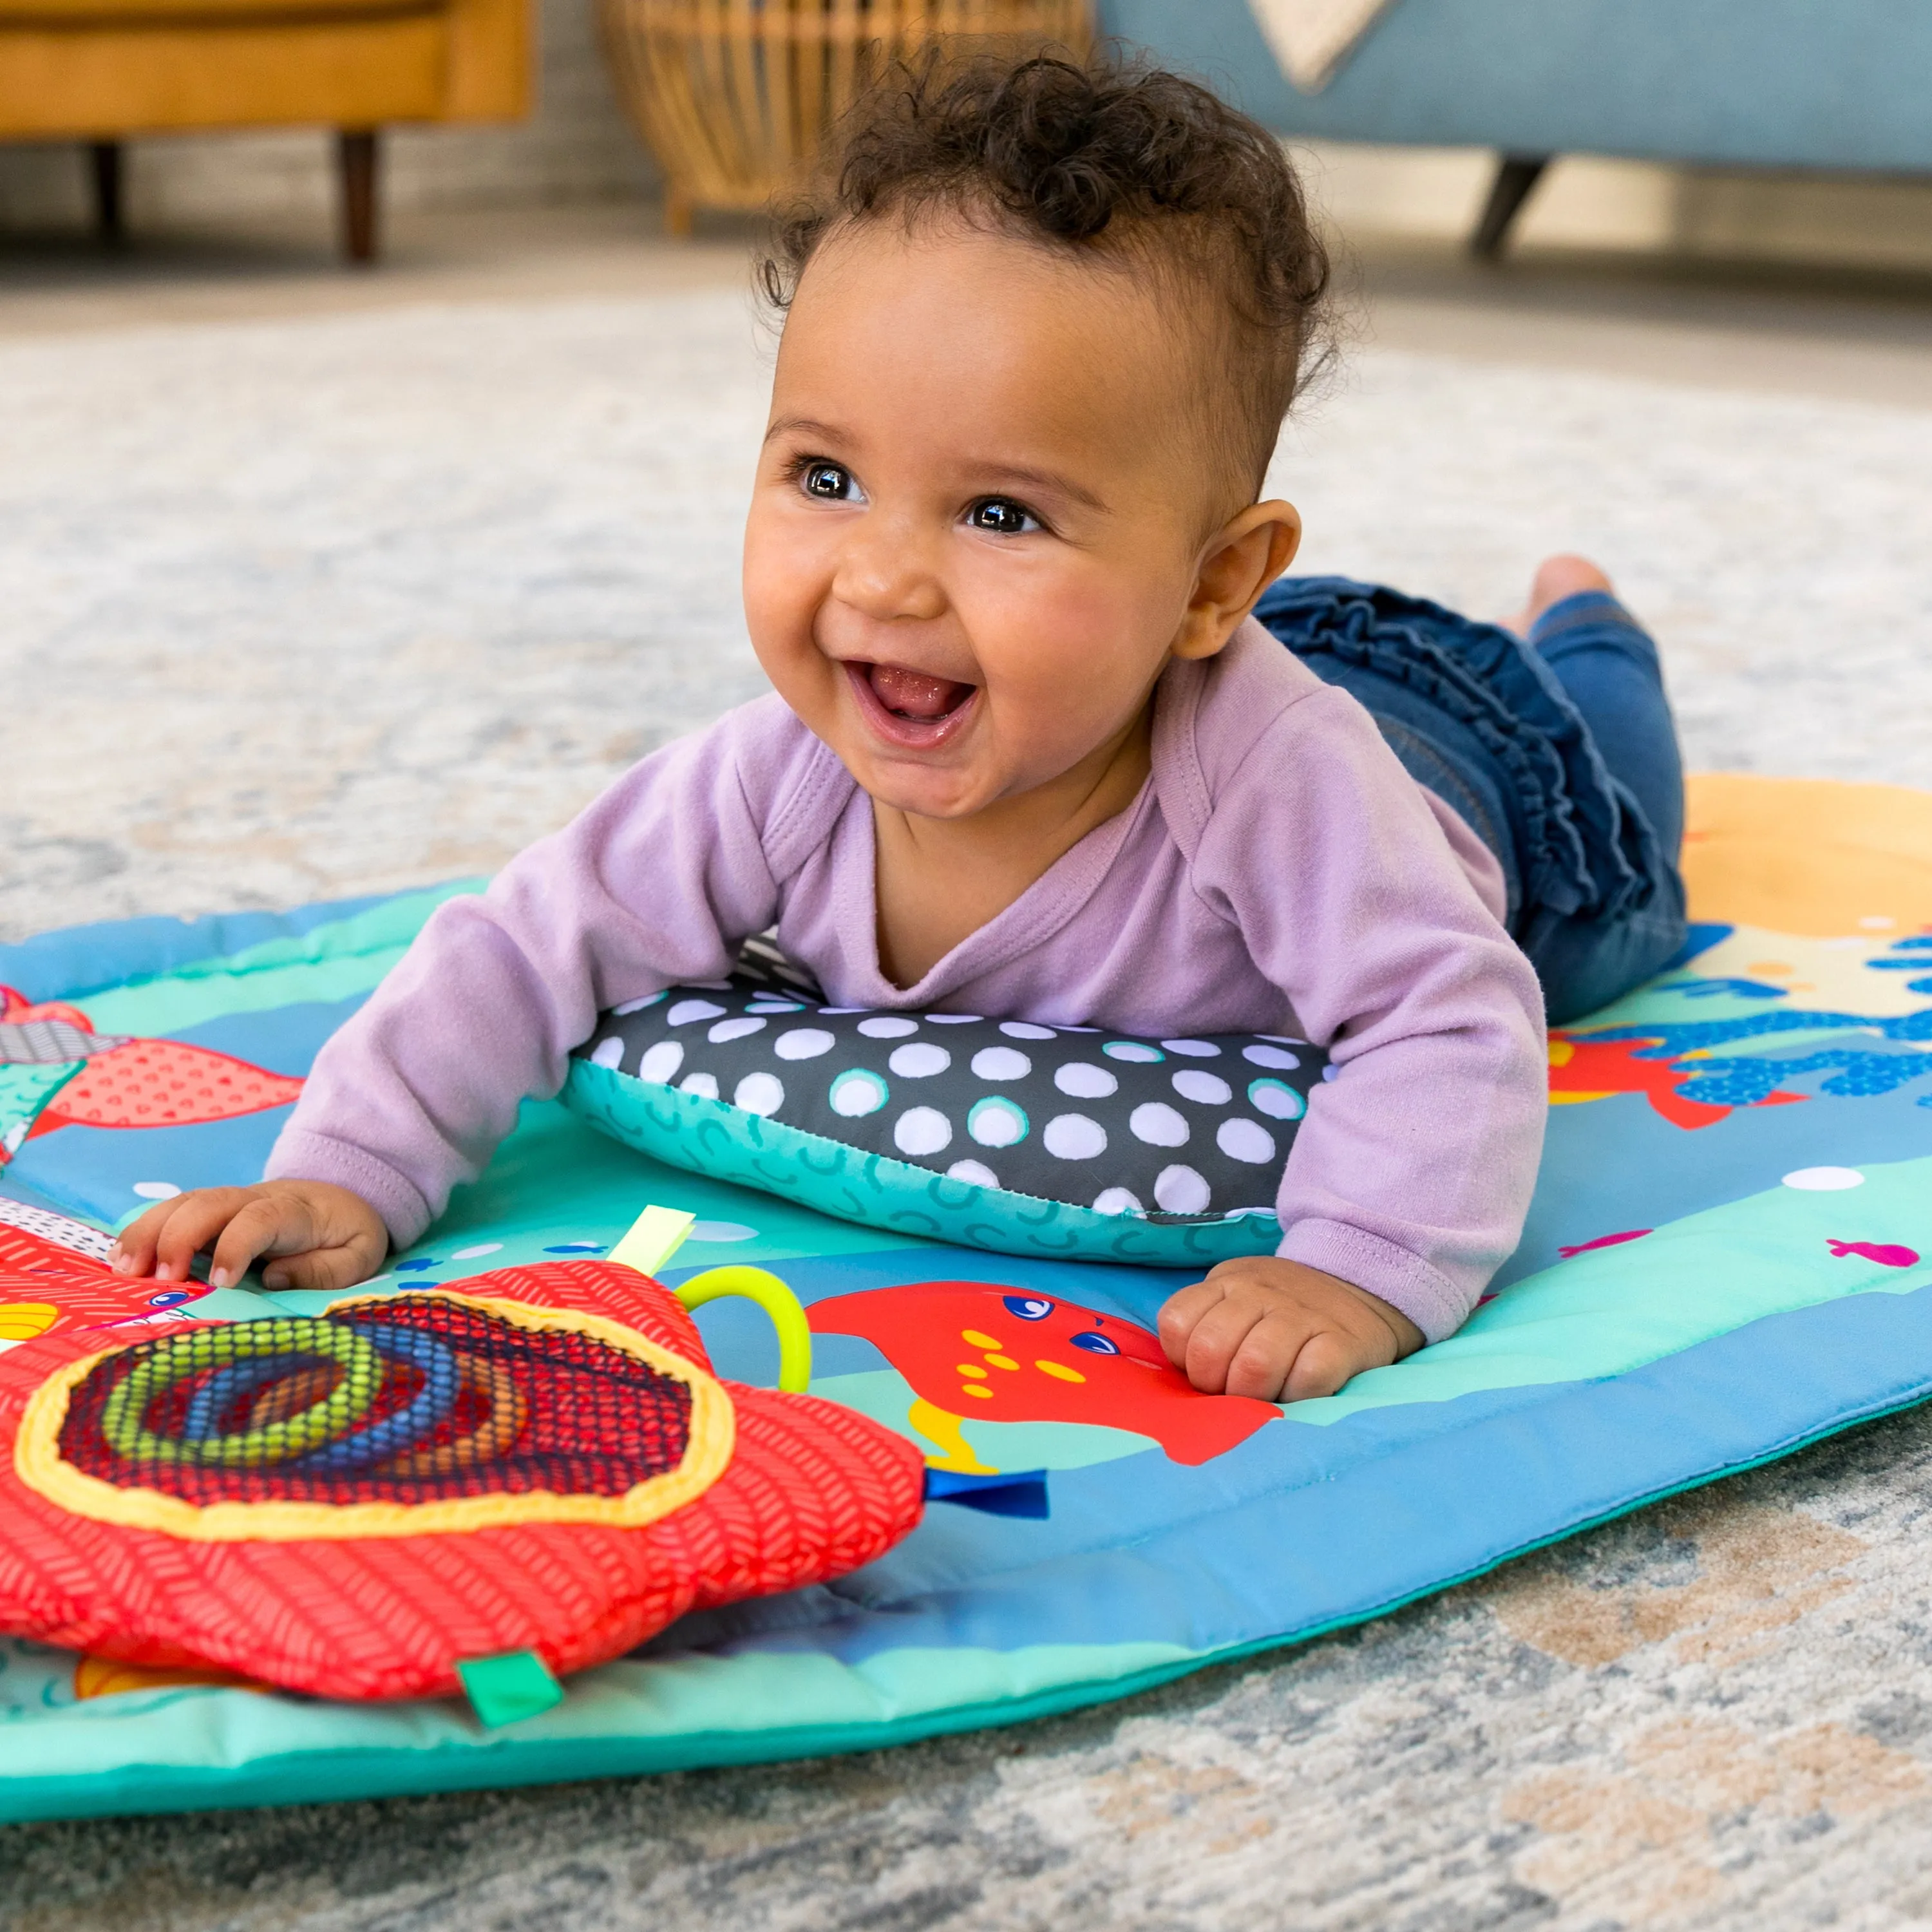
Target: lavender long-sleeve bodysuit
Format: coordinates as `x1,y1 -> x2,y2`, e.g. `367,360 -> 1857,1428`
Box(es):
268,621 -> 1547,1341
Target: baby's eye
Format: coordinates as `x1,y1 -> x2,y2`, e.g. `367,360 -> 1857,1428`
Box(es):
799,460 -> 859,503
967,498 -> 1040,536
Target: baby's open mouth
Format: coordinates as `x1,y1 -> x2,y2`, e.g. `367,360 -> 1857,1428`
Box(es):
846,659 -> 979,747
866,661 -> 975,721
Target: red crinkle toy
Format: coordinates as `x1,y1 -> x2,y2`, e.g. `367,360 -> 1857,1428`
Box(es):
0,1251 -> 925,1703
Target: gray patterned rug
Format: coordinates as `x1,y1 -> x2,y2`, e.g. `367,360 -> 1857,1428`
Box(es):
4,289 -> 1932,1929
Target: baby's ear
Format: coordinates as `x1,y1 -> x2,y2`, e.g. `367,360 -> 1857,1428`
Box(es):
1174,500 -> 1302,661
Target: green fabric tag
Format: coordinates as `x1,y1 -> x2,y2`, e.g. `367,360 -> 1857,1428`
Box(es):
457,1651 -> 564,1728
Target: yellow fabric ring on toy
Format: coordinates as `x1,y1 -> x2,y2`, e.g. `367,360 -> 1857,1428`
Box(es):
672,1267 -> 813,1392
98,1321 -> 383,1468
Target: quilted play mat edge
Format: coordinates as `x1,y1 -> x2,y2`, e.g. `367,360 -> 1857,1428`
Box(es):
4,771 -> 1932,1821
10,1319 -> 1932,1824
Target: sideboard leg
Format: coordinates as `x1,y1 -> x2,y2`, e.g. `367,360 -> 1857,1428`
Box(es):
337,129 -> 381,265
1472,153 -> 1551,260
89,140 -> 125,243
664,184 -> 694,238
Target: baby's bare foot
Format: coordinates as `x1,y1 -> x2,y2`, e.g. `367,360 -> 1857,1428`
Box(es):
1505,554 -> 1615,638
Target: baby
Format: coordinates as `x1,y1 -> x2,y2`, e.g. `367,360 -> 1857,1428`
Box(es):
112,56 -> 1686,1403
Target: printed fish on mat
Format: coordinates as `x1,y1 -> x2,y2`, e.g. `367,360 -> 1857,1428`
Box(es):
1557,1228 -> 1653,1260
1,985 -> 303,1164
0,1204 -> 207,1347
1826,1239 -> 1922,1269
1548,1034 -> 1800,1130
808,1281 -> 1280,1468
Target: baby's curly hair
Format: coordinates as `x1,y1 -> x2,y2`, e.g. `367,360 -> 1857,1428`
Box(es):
760,52 -> 1334,504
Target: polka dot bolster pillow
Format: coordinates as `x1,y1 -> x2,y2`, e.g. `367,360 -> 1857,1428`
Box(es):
560,978 -> 1328,1265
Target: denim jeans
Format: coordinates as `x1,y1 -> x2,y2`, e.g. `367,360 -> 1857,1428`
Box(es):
1251,576 -> 1687,1026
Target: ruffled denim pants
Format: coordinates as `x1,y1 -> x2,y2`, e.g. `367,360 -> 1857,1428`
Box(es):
1253,576 -> 1688,1026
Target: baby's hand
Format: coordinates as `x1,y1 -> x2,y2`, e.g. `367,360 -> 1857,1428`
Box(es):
110,1180 -> 388,1295
1158,1256 -> 1424,1403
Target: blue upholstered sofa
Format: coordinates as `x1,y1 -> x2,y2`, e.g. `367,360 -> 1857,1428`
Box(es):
1096,0 -> 1932,253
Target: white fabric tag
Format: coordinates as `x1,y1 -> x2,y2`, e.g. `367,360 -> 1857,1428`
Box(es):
1245,0 -> 1399,93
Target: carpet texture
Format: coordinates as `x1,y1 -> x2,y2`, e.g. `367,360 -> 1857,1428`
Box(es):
5,289 -> 1932,1929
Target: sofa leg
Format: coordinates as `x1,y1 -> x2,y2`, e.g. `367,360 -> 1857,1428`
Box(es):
1471,153 -> 1551,260
89,141 -> 125,243
337,129 -> 381,265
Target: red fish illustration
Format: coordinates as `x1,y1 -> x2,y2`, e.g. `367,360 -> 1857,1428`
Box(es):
0,990 -> 91,1031
0,1206 -> 209,1347
808,1281 -> 1280,1468
1548,1035 -> 1802,1131
1557,1228 -> 1653,1260
1826,1239 -> 1922,1269
1,985 -> 303,1166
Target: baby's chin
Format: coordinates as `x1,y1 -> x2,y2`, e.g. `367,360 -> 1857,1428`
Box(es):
849,752 -> 1009,823
842,725 -> 1052,823
852,743 -> 1113,827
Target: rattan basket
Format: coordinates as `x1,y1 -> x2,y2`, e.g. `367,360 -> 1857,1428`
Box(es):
600,0 -> 1094,234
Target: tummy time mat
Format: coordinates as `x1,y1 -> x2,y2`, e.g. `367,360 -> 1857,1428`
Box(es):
4,773 -> 1932,1821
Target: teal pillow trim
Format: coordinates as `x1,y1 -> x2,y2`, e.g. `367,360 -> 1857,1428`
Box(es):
561,1059 -> 1282,1267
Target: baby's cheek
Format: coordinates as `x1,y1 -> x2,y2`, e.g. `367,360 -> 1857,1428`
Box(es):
744,558 -> 833,708
741,529 -> 806,653
979,584 -> 1175,732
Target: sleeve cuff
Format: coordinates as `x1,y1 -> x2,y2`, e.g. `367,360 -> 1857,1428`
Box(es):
263,1128 -> 432,1253
1275,1217 -> 1475,1345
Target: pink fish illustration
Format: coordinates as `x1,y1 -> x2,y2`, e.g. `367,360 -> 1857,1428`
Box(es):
1826,1239 -> 1921,1269
1557,1228 -> 1653,1260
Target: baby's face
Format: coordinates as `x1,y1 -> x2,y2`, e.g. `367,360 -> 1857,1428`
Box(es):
744,219 -> 1245,822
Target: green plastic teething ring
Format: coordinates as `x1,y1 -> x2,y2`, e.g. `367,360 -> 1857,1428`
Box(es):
99,1320 -> 385,1468
672,1267 -> 813,1393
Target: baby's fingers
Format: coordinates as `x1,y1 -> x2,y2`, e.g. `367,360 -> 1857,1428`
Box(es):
139,1189 -> 261,1283
1220,1308 -> 1334,1401
1279,1326 -> 1371,1403
1184,1296 -> 1289,1396
204,1195 -> 320,1290
1155,1280 -> 1227,1367
110,1198 -> 185,1275
258,1241 -> 383,1296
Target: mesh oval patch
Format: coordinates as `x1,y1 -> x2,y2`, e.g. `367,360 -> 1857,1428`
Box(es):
56,1299 -> 693,1508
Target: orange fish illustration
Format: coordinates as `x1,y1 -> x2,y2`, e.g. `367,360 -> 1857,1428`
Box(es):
1548,1034 -> 1802,1131
808,1281 -> 1280,1469
73,1655 -> 267,1701
1,984 -> 303,1166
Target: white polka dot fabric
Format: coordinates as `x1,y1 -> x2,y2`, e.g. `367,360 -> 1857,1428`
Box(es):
571,976 -> 1328,1226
